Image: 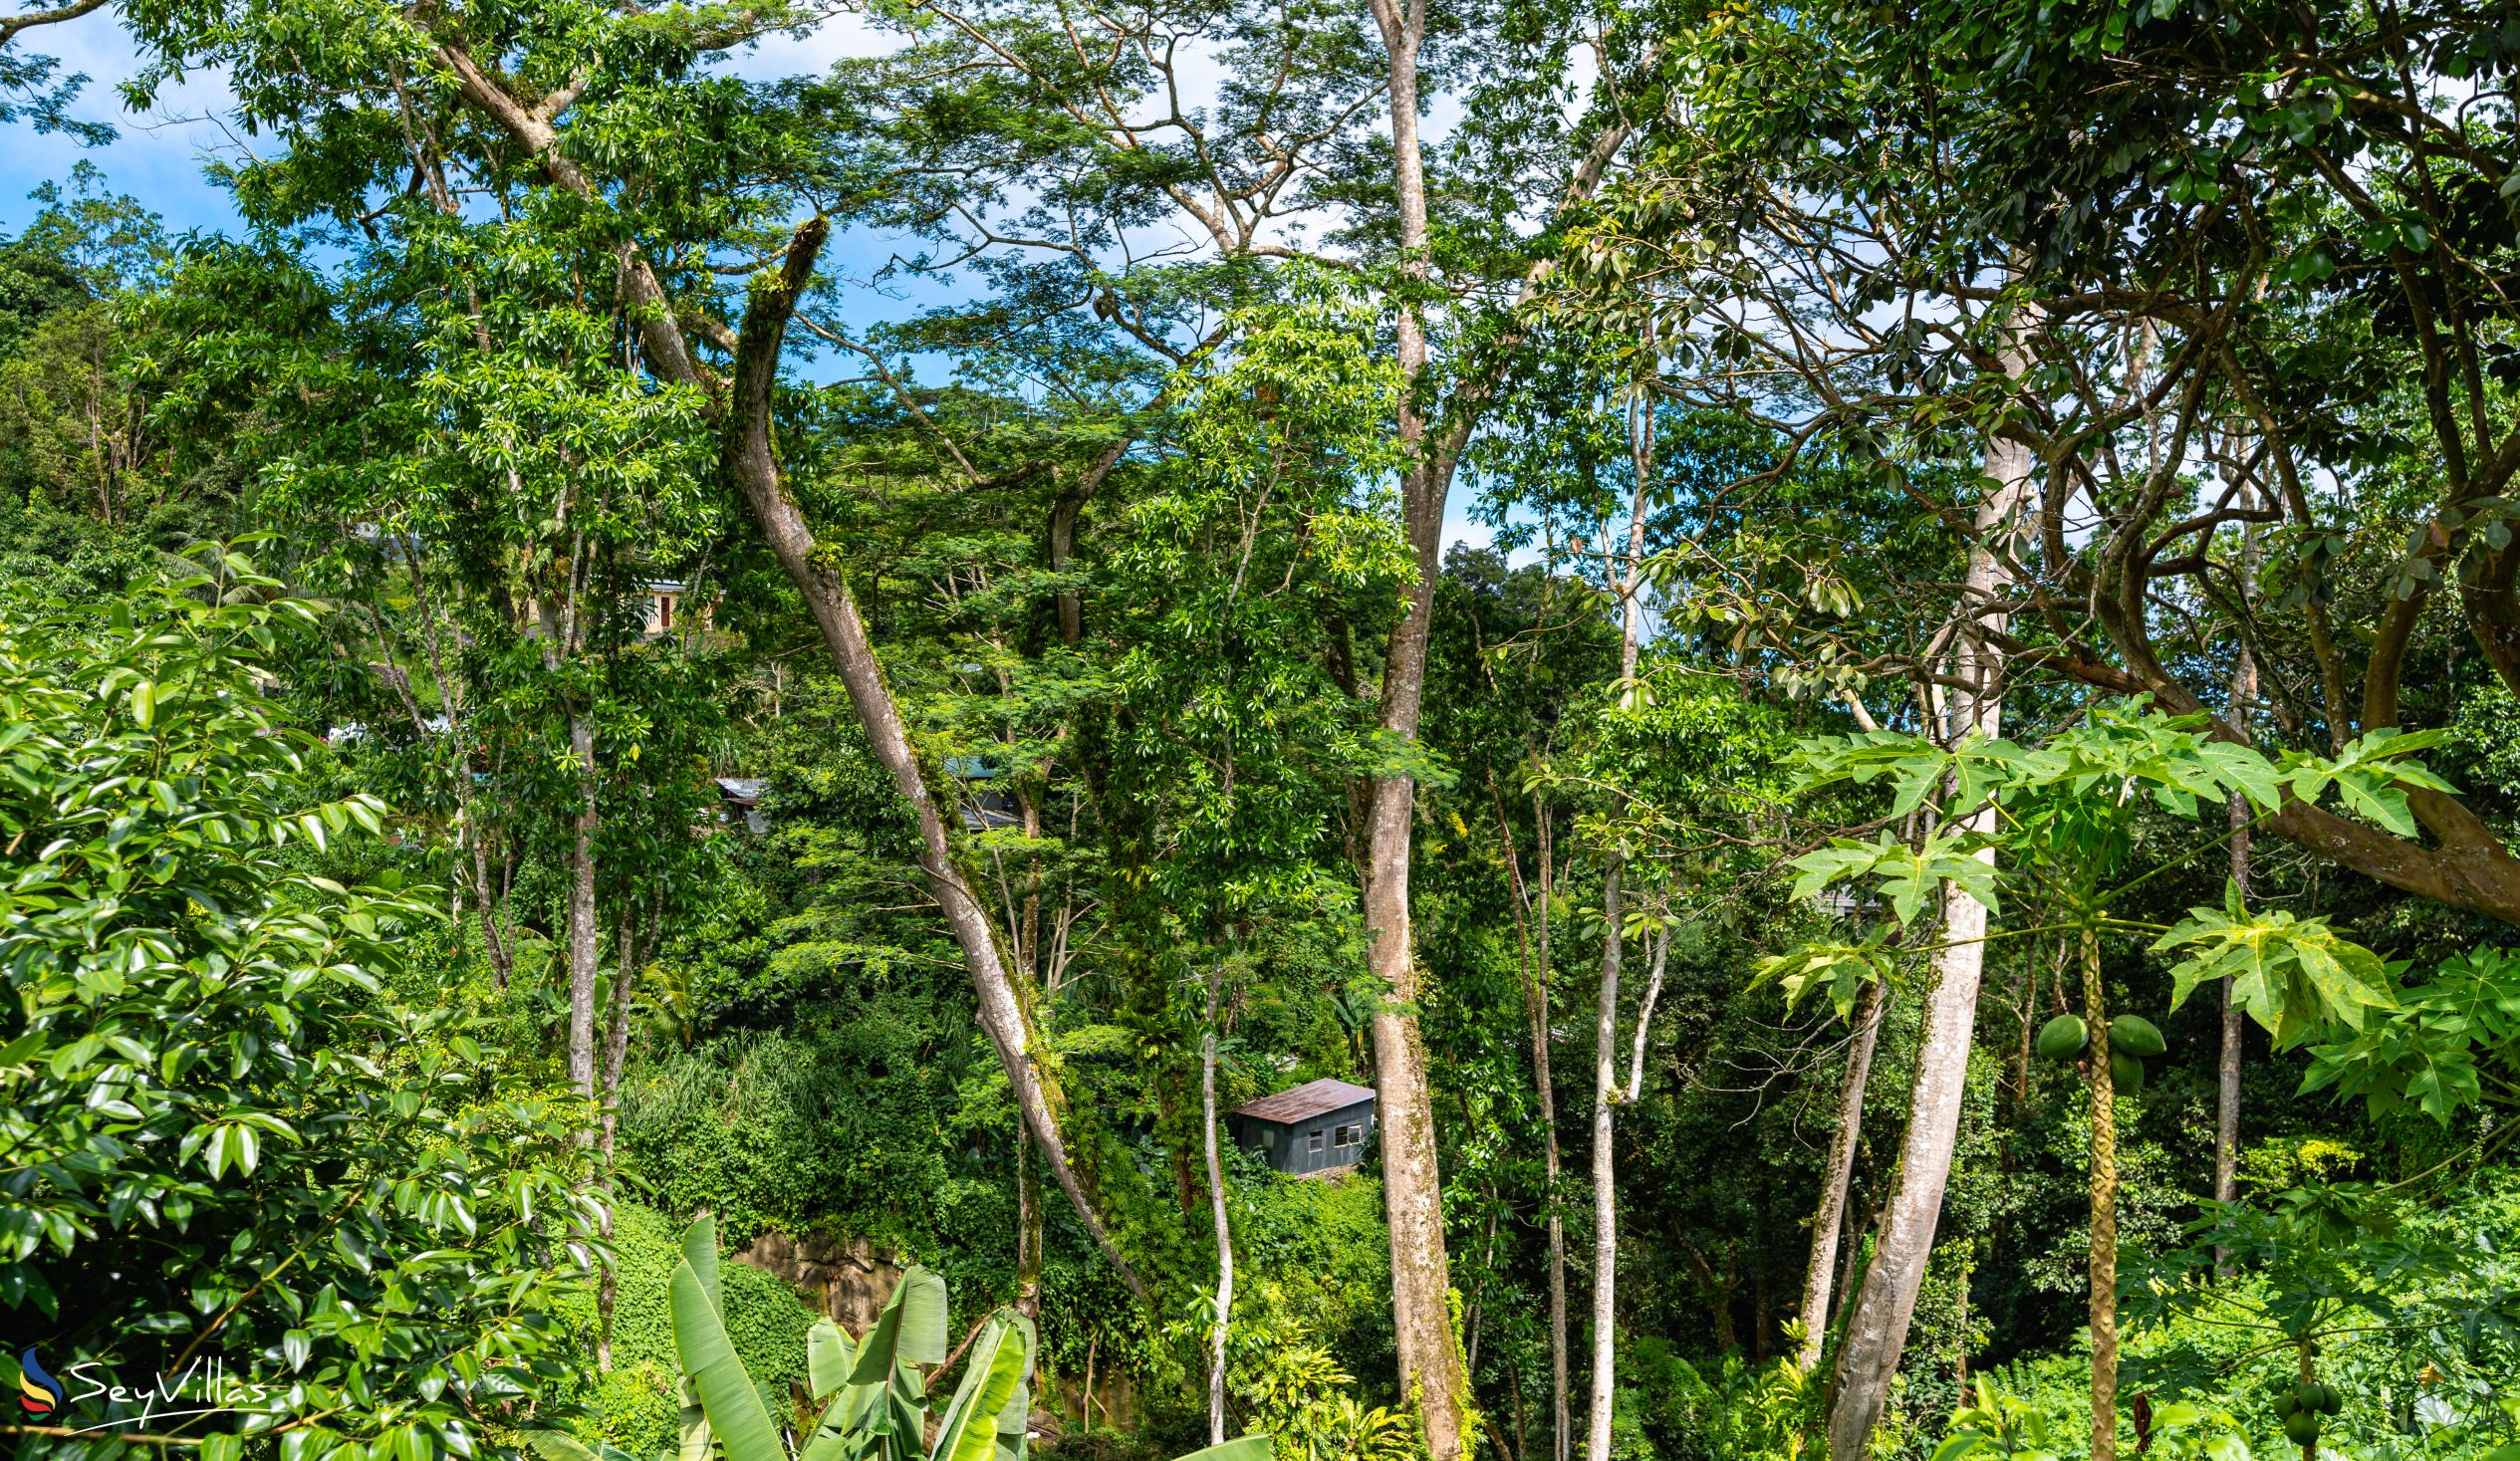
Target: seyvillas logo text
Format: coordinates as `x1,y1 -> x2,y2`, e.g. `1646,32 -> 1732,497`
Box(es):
7,1351 -> 283,1433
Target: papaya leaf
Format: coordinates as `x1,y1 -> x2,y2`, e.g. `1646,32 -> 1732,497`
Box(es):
1752,939 -> 1895,1021
2155,903 -> 2396,1049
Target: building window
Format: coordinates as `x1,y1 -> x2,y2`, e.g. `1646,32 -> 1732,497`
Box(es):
1307,1129 -> 1326,1154
1335,1123 -> 1363,1149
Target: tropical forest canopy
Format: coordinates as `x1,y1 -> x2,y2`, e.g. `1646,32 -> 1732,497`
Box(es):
0,0 -> 2514,1458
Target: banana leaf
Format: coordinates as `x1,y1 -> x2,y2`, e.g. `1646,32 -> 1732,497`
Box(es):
928,1313 -> 1033,1461
991,1378 -> 1030,1461
680,1215 -> 722,1310
847,1268 -> 946,1386
670,1255 -> 787,1461
675,1376 -> 712,1461
1174,1436 -> 1274,1461
526,1433 -> 644,1461
808,1317 -> 857,1401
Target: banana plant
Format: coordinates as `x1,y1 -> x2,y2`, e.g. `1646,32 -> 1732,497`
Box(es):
540,1218 -> 1274,1461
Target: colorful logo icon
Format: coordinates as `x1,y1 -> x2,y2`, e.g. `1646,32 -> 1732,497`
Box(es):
17,1348 -> 63,1416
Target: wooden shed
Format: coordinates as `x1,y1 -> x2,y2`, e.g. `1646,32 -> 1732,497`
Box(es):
1229,1078 -> 1376,1176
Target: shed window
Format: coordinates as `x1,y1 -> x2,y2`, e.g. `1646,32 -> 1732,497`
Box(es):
1307,1129 -> 1326,1154
1335,1123 -> 1363,1149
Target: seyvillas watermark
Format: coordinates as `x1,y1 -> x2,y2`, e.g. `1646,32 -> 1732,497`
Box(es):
9,1348 -> 282,1435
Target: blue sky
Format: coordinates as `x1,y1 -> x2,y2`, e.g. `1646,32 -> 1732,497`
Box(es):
0,18 -> 1516,559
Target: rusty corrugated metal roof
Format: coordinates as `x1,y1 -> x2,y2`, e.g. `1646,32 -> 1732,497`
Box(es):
1232,1078 -> 1376,1125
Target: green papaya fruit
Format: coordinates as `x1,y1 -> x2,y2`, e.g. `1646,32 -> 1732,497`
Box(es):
2282,1410 -> 2321,1446
2111,1014 -> 2167,1059
2272,1389 -> 2301,1418
2110,1050 -> 2145,1093
2316,1382 -> 2344,1415
2295,1381 -> 2325,1413
2036,1014 -> 2090,1062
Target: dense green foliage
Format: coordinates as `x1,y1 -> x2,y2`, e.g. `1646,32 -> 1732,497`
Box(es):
0,0 -> 2517,1454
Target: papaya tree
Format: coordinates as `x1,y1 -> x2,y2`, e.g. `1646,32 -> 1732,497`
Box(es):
1785,702 -> 2440,1459
2124,1183 -> 2490,1460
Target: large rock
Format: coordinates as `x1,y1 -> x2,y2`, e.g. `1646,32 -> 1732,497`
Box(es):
732,1230 -> 905,1330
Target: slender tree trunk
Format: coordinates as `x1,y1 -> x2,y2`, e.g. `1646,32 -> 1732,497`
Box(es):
470,824 -> 513,990
1016,1125 -> 1044,1321
2083,924 -> 2120,1461
1355,0 -> 1466,1445
1203,962 -> 1233,1447
1586,394 -> 1655,1461
1826,426 -> 2030,1460
1796,976 -> 1887,1371
597,904 -> 640,1371
1536,803 -> 1569,1461
565,712 -> 600,1104
2216,499 -> 2258,1277
719,221 -> 1148,1304
1491,782 -> 1568,1461
1586,860 -> 1624,1461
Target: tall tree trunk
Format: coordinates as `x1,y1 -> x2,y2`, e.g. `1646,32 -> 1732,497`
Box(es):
597,903 -> 640,1371
2082,924 -> 2121,1461
2216,495 -> 2258,1277
1203,963 -> 1233,1447
1826,428 -> 2029,1460
1017,1125 -> 1044,1321
1795,976 -> 1887,1371
1356,0 -> 1467,1447
1586,859 -> 1624,1461
1536,803 -> 1569,1461
470,824 -> 513,990
1586,398 -> 1654,1461
720,221 -> 1149,1304
565,712 -> 600,1104
1490,782 -> 1567,1461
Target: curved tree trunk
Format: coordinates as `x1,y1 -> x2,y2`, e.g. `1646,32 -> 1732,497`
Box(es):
1826,427 -> 2029,1460
433,54 -> 1159,1305
720,226 -> 1148,1305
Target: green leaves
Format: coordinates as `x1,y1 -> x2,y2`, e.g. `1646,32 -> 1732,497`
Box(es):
1927,1376 -> 2061,1461
2155,886 -> 2397,1050
929,1314 -> 1034,1461
2300,946 -> 2520,1123
0,556 -> 599,1450
1752,937 -> 1897,1021
1787,830 -> 1997,926
1798,728 -> 2023,823
2277,727 -> 2458,838
670,1217 -> 789,1461
662,1218 -> 1264,1461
